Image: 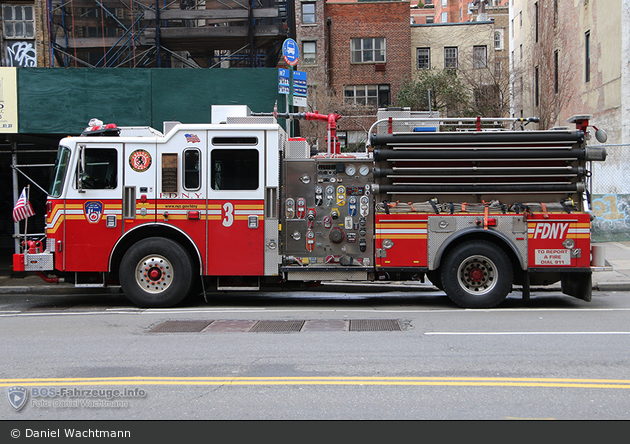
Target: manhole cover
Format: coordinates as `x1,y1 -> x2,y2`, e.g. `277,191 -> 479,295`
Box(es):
249,320 -> 305,333
148,320 -> 213,333
202,320 -> 257,333
349,319 -> 402,332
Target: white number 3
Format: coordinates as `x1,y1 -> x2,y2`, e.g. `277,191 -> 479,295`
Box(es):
222,202 -> 234,227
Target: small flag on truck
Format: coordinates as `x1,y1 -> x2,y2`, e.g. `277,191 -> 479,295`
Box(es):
13,187 -> 34,222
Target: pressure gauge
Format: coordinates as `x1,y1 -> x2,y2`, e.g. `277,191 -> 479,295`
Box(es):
359,165 -> 370,176
345,164 -> 356,176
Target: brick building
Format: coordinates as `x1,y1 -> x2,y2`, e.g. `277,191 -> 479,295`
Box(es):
0,0 -> 50,67
295,0 -> 411,152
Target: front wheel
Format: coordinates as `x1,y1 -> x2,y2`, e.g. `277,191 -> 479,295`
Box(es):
441,240 -> 513,308
119,237 -> 195,308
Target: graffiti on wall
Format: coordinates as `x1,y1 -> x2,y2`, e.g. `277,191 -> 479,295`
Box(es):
6,41 -> 36,67
591,194 -> 630,242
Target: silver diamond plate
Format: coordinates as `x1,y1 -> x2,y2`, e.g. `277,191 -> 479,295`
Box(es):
24,253 -> 54,271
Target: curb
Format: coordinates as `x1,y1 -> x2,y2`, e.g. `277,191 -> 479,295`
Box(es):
2,282 -> 630,295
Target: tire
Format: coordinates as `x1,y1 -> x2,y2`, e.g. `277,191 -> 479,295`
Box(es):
425,270 -> 443,290
441,240 -> 513,308
119,237 -> 195,308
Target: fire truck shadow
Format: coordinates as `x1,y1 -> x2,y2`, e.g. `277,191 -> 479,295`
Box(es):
185,286 -> 591,310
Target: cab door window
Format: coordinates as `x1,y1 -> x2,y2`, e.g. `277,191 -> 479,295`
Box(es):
76,148 -> 118,189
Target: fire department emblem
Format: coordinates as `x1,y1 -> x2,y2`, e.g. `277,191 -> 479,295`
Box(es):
129,149 -> 152,172
7,386 -> 28,411
84,201 -> 103,224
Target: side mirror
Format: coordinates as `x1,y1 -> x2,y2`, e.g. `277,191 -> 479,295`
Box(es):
77,145 -> 86,193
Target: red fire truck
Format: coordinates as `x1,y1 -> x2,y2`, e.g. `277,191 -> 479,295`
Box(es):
13,106 -> 608,308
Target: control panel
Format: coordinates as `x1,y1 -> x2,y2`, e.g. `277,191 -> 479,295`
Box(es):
282,158 -> 374,268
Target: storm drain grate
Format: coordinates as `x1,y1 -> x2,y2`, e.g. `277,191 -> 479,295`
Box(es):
148,320 -> 213,333
349,319 -> 402,332
249,320 -> 306,333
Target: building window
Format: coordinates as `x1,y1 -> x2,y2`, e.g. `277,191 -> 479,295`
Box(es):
585,31 -> 590,83
344,85 -> 378,107
351,38 -> 386,63
444,46 -> 458,69
442,0 -> 447,6
303,41 -> 316,64
441,11 -> 448,23
344,84 -> 390,108
417,48 -> 431,70
494,30 -> 504,50
473,45 -> 487,68
426,16 -> 434,23
2,4 -> 34,38
301,2 -> 316,25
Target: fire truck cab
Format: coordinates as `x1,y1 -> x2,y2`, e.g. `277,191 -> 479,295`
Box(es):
15,106 -> 608,309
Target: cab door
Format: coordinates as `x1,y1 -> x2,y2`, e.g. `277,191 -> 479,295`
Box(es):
205,131 -> 265,276
63,143 -> 123,272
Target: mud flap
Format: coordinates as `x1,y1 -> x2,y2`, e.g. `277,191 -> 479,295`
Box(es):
560,272 -> 592,302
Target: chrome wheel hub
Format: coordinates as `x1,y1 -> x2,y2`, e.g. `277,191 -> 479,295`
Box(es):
136,255 -> 173,293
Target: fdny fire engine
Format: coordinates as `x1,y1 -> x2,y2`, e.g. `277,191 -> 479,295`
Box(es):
13,105 -> 608,308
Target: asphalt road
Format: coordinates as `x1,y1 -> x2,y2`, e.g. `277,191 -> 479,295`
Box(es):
1,287 -> 629,420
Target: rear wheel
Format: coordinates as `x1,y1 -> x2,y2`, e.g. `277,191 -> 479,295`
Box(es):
441,240 -> 513,308
119,237 -> 194,308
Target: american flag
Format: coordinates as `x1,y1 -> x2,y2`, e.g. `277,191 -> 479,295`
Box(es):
185,133 -> 201,143
13,187 -> 35,223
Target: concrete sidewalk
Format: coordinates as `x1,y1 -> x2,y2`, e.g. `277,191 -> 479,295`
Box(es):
0,241 -> 629,294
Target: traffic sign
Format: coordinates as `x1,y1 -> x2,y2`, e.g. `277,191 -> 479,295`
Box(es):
293,71 -> 307,97
282,39 -> 299,66
278,68 -> 290,95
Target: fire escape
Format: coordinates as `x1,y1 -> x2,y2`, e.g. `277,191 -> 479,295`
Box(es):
46,0 -> 291,68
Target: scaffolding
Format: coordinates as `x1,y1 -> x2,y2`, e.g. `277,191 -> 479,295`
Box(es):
46,0 -> 291,68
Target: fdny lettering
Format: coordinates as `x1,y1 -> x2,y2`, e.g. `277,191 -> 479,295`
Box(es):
532,222 -> 569,239
159,192 -> 203,199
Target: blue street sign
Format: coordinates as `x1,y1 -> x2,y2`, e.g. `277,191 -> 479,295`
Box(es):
278,68 -> 290,95
282,39 -> 299,66
293,71 -> 307,97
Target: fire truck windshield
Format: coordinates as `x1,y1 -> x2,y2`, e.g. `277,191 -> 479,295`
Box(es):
49,145 -> 71,197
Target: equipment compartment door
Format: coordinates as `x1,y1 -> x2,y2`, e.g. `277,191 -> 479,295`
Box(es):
206,131 -> 265,276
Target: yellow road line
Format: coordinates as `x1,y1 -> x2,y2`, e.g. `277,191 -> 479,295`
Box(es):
1,376 -> 629,389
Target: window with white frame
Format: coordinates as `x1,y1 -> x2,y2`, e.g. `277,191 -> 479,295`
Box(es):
344,85 -> 378,106
351,38 -> 386,63
303,41 -> 316,64
2,4 -> 34,38
344,84 -> 390,108
494,29 -> 504,50
473,45 -> 487,68
441,11 -> 448,23
301,2 -> 316,24
444,46 -> 458,68
417,48 -> 430,70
